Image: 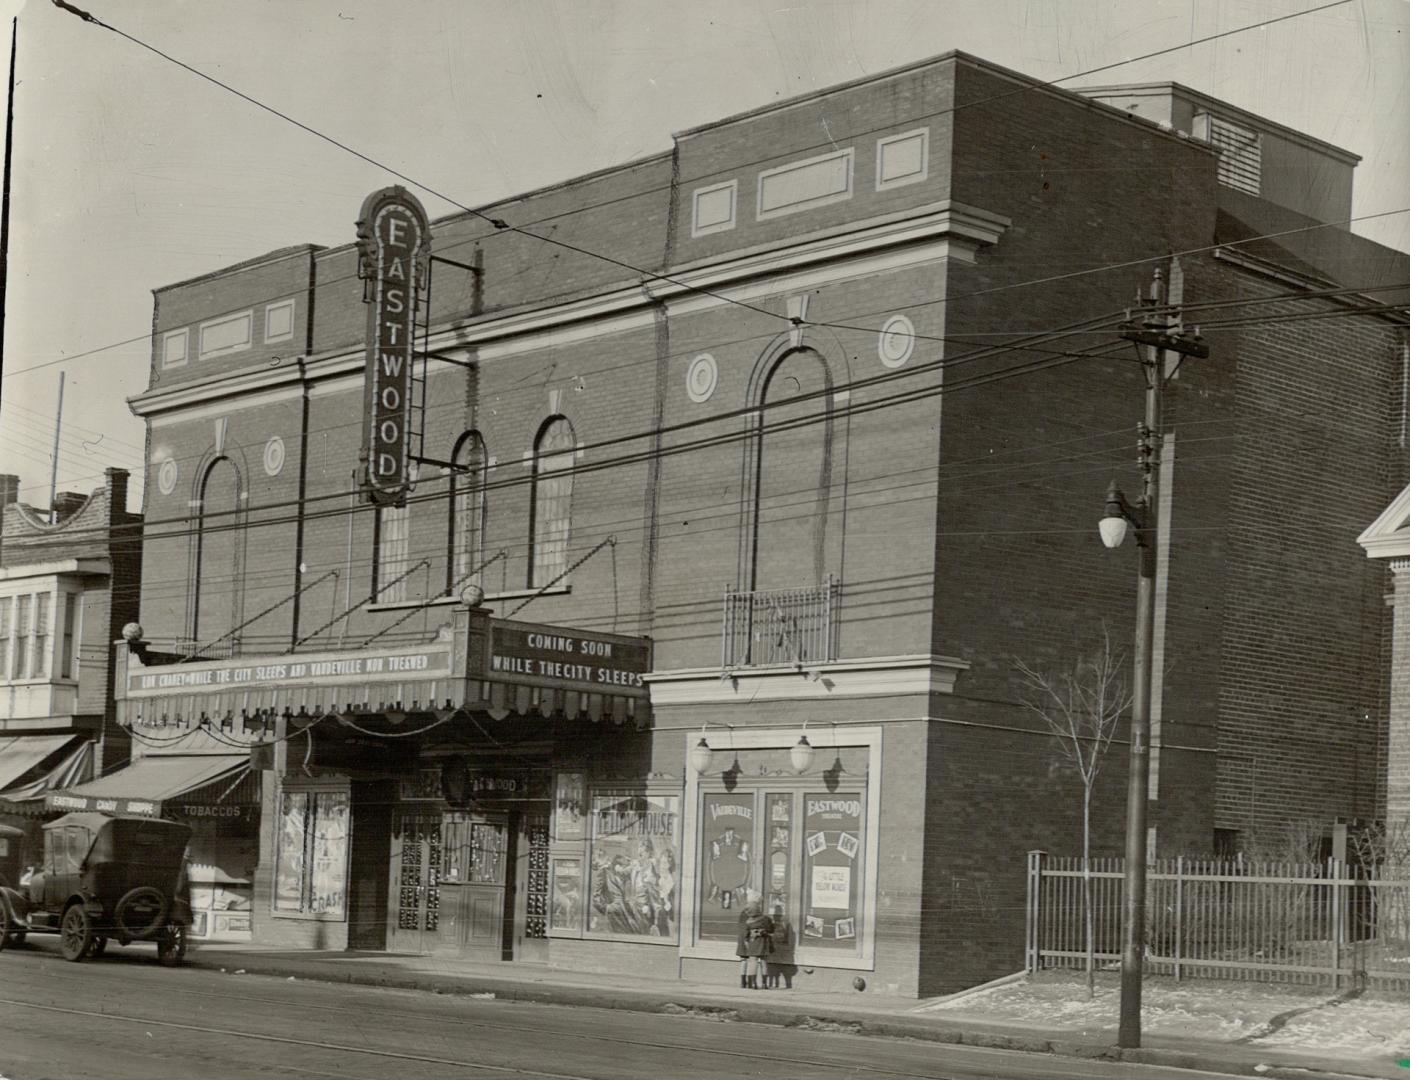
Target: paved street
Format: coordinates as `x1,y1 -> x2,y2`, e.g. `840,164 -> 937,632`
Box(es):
2,940 -> 1237,1080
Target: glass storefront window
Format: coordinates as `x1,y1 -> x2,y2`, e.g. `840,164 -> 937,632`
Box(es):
692,776 -> 867,958
800,792 -> 863,948
697,792 -> 756,942
274,789 -> 349,918
586,792 -> 680,942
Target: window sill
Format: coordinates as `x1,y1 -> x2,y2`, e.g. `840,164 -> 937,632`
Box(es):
367,585 -> 571,613
269,909 -> 347,922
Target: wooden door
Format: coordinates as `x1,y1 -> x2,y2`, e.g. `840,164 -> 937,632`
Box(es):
387,811 -> 442,953
439,814 -> 508,957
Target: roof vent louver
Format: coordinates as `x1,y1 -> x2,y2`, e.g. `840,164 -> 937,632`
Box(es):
1204,114 -> 1261,196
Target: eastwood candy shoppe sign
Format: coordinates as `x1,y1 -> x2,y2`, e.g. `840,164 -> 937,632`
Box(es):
357,186 -> 430,505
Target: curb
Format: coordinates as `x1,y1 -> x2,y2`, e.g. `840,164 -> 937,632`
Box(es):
182,952 -> 1390,1080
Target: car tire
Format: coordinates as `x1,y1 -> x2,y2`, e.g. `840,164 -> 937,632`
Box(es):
60,904 -> 92,962
114,887 -> 169,941
157,923 -> 186,967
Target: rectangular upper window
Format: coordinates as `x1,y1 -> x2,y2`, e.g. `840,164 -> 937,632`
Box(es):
875,129 -> 929,190
691,180 -> 738,237
0,588 -> 55,683
198,311 -> 253,360
264,299 -> 296,343
162,328 -> 189,368
757,148 -> 854,220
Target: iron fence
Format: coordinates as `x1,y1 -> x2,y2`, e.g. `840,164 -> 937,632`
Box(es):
721,577 -> 840,669
1026,852 -> 1410,991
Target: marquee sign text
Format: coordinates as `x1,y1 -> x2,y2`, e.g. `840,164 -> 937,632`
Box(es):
488,621 -> 650,698
127,647 -> 452,697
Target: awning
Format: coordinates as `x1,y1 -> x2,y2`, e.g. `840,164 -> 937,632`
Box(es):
0,734 -> 86,791
46,754 -> 250,818
0,738 -> 94,813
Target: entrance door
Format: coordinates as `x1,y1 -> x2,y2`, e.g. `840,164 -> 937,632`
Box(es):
387,810 -> 442,953
439,813 -> 508,957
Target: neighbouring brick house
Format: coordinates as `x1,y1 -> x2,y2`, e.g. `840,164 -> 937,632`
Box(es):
0,469 -> 140,857
109,52 -> 1408,994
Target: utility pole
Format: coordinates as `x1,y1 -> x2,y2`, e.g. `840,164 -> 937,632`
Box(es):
1113,267 -> 1207,1049
48,369 -> 66,523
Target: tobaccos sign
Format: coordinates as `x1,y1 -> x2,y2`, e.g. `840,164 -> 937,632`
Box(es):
357,186 -> 430,505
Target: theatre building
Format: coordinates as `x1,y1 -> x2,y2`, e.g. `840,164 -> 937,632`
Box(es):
121,52 -> 1409,994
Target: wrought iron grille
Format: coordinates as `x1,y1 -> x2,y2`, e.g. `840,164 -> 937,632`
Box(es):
721,576 -> 840,669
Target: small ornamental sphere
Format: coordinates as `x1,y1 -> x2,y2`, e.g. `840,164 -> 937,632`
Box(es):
852,976 -> 867,992
460,583 -> 485,607
121,622 -> 145,643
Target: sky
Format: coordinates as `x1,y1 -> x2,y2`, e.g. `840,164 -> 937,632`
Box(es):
1,0 -> 1407,513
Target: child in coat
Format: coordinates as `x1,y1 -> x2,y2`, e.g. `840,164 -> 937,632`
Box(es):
735,889 -> 773,989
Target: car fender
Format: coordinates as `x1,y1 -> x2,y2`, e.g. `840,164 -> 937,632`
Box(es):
69,894 -> 103,919
0,885 -> 29,926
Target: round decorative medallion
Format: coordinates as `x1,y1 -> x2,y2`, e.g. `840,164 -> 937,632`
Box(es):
878,314 -> 916,369
157,458 -> 178,495
263,435 -> 286,477
686,353 -> 719,403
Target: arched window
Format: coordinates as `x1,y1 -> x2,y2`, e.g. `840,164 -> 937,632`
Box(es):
376,503 -> 411,604
751,349 -> 834,592
448,431 -> 488,593
530,416 -> 575,587
193,457 -> 243,646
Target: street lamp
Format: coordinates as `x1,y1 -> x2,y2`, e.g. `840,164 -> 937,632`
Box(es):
1106,266 -> 1208,1050
1099,473 -> 1156,1051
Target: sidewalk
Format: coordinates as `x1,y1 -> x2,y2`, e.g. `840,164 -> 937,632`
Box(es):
182,942 -> 1407,1080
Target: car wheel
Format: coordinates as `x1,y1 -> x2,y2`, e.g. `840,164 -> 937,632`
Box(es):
156,923 -> 186,967
114,886 -> 169,941
60,904 -> 92,962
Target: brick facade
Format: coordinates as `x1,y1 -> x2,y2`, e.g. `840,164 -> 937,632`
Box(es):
124,51 -> 1408,994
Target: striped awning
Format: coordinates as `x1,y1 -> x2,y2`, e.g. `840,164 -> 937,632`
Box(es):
47,754 -> 249,817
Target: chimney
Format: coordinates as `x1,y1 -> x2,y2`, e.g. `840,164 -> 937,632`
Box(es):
105,467 -> 129,517
0,474 -> 18,508
52,491 -> 88,521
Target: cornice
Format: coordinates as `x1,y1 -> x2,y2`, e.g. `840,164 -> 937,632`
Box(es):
129,357 -> 307,418
126,200 -> 1009,415
0,558 -> 110,582
645,654 -> 970,706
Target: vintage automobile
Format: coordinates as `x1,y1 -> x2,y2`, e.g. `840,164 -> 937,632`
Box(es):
0,812 -> 192,963
0,823 -> 26,948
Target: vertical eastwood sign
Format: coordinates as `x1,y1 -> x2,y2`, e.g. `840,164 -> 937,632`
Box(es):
357,186 -> 430,505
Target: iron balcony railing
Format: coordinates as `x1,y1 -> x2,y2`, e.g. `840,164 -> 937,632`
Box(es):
169,637 -> 241,661
722,576 -> 840,670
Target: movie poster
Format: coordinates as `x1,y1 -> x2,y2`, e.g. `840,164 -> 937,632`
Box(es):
553,771 -> 586,841
698,791 -> 755,942
549,856 -> 584,935
801,792 -> 862,949
587,793 -> 680,941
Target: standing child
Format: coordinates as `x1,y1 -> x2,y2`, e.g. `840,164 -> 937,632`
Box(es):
735,889 -> 773,989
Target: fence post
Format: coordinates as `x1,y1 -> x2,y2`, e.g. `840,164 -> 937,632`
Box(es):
1173,855 -> 1184,982
1025,850 -> 1046,974
1330,857 -> 1342,990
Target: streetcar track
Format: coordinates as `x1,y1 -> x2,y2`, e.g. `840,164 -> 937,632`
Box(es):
0,965 -> 969,1080
0,996 -> 602,1080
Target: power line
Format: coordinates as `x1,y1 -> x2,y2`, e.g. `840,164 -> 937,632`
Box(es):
32,0 -> 1385,384
9,276 -> 1403,555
